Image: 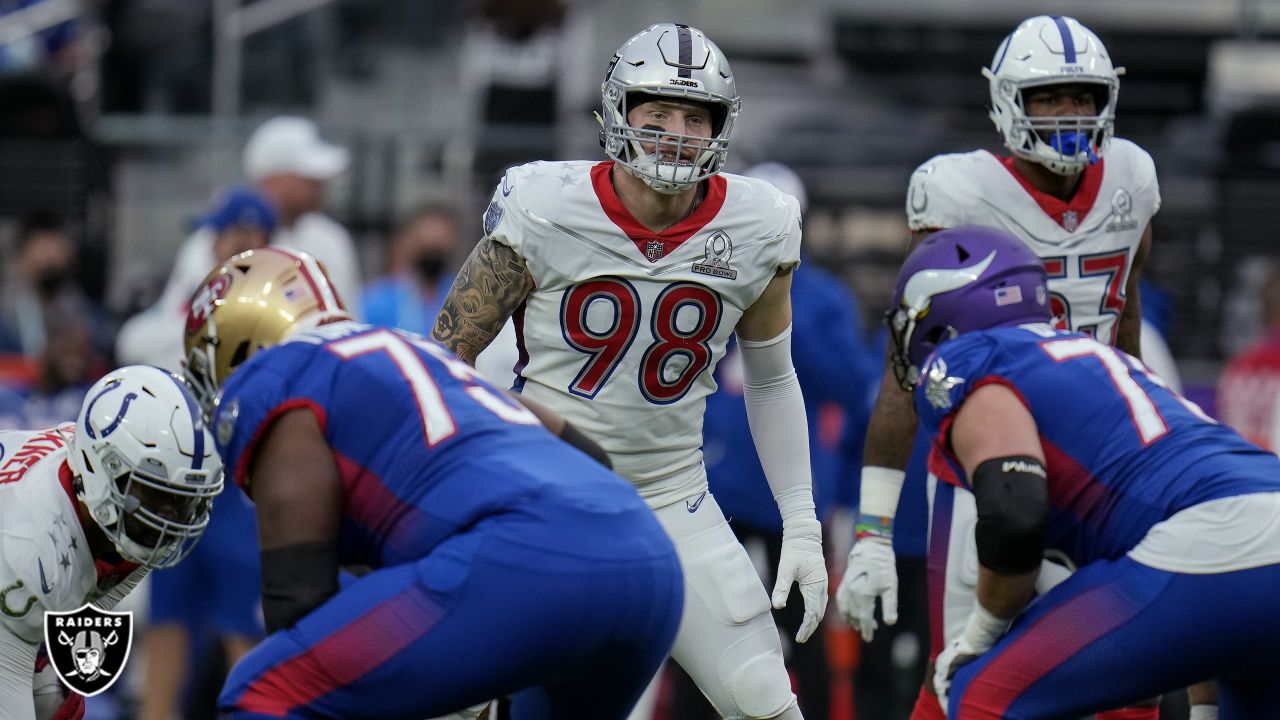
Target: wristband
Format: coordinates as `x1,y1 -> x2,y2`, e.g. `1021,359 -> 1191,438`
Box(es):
860,466 -> 905,519
855,514 -> 894,541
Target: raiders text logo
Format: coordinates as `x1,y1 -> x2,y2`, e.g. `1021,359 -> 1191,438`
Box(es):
44,604 -> 133,696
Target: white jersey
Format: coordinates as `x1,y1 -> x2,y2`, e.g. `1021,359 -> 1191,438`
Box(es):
907,138 -> 1160,345
0,427 -> 146,646
486,160 -> 802,508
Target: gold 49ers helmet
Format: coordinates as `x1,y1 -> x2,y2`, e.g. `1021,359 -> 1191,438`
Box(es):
182,247 -> 350,418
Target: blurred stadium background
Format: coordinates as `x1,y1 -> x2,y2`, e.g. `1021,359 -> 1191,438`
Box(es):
2,0 -> 1279,718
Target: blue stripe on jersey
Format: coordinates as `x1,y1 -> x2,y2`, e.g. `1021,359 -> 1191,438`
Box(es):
1051,16 -> 1077,63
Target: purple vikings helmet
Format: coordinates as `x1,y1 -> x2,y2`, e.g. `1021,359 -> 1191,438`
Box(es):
888,226 -> 1050,389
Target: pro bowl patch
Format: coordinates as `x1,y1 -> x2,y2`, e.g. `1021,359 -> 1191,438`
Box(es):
483,201 -> 504,237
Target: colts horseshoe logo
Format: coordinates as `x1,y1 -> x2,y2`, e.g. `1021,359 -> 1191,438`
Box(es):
84,379 -> 138,440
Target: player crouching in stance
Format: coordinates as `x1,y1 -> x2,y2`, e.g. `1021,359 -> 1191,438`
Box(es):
890,226 -> 1280,718
183,248 -> 684,720
0,366 -> 223,720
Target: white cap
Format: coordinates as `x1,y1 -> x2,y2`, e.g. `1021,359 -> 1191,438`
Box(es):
742,162 -> 807,214
243,116 -> 350,182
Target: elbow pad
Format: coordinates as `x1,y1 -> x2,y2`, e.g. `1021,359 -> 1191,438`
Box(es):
261,543 -> 340,634
972,456 -> 1050,575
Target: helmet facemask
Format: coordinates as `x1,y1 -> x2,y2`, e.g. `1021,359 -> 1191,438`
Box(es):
72,366 -> 224,570
983,15 -> 1122,176
989,75 -> 1117,176
85,445 -> 221,569
599,23 -> 740,194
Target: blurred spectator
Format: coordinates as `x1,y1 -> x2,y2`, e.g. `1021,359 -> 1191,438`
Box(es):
0,303 -> 100,429
0,212 -> 110,359
670,163 -> 879,720
460,0 -> 568,178
362,202 -> 461,336
243,115 -> 363,315
1218,263 -> 1280,451
101,0 -> 211,113
115,186 -> 275,368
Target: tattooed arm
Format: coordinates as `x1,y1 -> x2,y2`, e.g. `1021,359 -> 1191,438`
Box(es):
431,237 -> 535,365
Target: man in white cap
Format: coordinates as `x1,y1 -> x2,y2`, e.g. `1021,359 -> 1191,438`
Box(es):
243,116 -> 363,315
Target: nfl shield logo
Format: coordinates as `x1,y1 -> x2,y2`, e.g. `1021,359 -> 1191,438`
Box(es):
44,604 -> 134,696
1061,210 -> 1079,233
645,239 -> 665,262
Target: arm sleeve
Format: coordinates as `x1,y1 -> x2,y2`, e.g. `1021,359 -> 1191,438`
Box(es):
740,325 -> 815,519
0,625 -> 38,720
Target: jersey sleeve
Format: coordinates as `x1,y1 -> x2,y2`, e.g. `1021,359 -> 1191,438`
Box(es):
1128,140 -> 1161,218
777,192 -> 803,272
912,333 -> 1004,451
482,164 -> 535,257
214,355 -> 297,494
905,156 -> 976,232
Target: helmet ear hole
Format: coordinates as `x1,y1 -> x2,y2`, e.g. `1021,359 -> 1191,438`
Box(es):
229,340 -> 251,371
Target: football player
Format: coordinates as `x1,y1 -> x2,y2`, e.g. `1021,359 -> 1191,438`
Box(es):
888,226 -> 1280,718
833,15 -> 1200,719
431,23 -> 826,720
0,366 -> 223,720
183,248 -> 684,719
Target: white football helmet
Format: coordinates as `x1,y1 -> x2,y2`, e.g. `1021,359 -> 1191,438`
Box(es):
983,15 -> 1122,175
600,23 -> 740,194
69,365 -> 223,569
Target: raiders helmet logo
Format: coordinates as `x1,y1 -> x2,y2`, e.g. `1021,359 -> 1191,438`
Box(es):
44,605 -> 134,696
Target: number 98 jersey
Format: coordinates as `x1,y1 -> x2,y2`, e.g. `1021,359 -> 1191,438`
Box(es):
486,160 -> 802,508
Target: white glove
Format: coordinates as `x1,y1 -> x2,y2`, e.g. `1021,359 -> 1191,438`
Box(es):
933,604 -> 1010,713
836,538 -> 899,642
772,517 -> 828,643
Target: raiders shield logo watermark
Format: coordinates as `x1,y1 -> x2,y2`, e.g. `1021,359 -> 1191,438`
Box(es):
44,605 -> 133,696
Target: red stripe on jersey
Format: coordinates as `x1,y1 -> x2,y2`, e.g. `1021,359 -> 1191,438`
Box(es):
590,161 -> 727,262
994,153 -> 1105,232
959,579 -> 1140,716
234,589 -> 443,716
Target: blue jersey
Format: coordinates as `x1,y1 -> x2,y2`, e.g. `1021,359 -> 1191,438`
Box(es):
915,324 -> 1280,566
214,321 -> 649,568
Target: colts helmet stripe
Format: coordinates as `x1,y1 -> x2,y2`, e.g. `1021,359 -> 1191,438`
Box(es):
1050,15 -> 1077,63
151,366 -> 205,470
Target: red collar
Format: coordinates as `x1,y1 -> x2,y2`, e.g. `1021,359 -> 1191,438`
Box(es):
590,161 -> 727,262
59,462 -> 141,582
995,153 -> 1104,232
